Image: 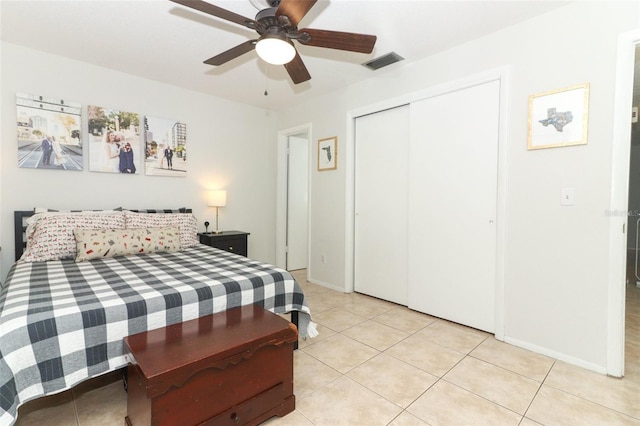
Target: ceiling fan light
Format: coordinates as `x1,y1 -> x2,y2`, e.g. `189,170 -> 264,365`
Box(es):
255,35 -> 296,65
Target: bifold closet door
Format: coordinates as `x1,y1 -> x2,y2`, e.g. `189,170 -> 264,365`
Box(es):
408,80 -> 500,333
354,105 -> 409,305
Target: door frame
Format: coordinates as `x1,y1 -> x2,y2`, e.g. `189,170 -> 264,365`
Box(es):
276,123 -> 312,272
344,67 -> 509,340
607,29 -> 640,377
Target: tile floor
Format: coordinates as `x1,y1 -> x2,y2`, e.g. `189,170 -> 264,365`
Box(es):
14,270 -> 640,426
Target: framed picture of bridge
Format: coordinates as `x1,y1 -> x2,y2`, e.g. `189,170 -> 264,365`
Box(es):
16,93 -> 83,170
318,136 -> 337,171
527,83 -> 590,150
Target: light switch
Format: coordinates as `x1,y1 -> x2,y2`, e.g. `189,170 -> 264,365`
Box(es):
561,187 -> 576,206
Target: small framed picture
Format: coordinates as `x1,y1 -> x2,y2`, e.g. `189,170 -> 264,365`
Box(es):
527,83 -> 590,150
318,137 -> 337,171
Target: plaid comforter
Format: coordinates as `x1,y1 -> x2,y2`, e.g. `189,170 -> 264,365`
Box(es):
0,244 -> 311,426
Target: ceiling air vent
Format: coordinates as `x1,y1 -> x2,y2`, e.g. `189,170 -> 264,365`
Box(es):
362,52 -> 404,71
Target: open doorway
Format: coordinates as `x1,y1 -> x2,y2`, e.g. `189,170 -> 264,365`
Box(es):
276,124 -> 311,274
625,44 -> 640,379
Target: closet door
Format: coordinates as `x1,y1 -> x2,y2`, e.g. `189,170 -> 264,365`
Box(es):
354,105 -> 410,305
408,80 -> 500,332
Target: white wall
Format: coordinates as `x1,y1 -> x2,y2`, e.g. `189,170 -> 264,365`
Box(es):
277,2 -> 639,371
0,42 -> 279,278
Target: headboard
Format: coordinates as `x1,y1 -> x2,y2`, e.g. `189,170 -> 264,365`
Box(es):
14,208 -> 192,261
14,211 -> 35,262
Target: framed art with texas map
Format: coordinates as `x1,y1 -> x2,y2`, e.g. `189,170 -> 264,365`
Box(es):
528,83 -> 590,150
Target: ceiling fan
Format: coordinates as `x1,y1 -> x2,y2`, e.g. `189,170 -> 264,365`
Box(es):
170,0 -> 377,84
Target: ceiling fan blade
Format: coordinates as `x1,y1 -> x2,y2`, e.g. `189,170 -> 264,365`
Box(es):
276,0 -> 317,28
298,28 -> 377,53
170,0 -> 255,29
284,52 -> 311,84
204,40 -> 256,66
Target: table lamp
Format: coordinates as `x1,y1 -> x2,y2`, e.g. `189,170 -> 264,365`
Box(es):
208,190 -> 227,234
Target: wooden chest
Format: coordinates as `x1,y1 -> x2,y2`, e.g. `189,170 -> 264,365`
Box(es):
123,305 -> 298,426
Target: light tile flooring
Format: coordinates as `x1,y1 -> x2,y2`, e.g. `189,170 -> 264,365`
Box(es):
14,270 -> 640,426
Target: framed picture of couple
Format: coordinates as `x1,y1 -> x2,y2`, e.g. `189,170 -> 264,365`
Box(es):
87,105 -> 140,174
16,93 -> 83,171
15,94 -> 188,178
86,108 -> 187,176
143,115 -> 187,177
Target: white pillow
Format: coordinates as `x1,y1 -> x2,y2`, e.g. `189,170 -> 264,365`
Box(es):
20,211 -> 126,262
123,211 -> 198,249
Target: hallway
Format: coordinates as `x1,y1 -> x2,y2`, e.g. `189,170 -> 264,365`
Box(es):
626,277 -> 640,380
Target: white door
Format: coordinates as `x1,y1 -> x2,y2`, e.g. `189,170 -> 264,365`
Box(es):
287,135 -> 309,271
408,80 -> 500,332
354,105 -> 410,305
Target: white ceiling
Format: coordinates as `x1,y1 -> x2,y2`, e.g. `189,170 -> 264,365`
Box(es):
0,0 -> 570,111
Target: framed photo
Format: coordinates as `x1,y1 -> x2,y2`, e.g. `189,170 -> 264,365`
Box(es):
16,93 -> 83,170
144,115 -> 187,177
318,136 -> 337,171
88,105 -> 140,174
528,83 -> 590,150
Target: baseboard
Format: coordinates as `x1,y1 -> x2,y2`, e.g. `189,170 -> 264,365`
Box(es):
503,336 -> 608,375
306,277 -> 344,293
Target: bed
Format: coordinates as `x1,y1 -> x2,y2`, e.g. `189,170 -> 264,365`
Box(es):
0,209 -> 313,426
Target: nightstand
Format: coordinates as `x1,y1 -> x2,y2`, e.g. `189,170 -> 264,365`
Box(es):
198,231 -> 250,257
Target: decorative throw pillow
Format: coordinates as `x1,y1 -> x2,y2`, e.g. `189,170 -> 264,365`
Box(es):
74,226 -> 181,262
34,207 -> 123,213
123,211 -> 198,249
125,208 -> 187,213
20,211 -> 126,262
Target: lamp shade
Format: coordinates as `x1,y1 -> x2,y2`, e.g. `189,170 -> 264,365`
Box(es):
208,190 -> 227,207
255,34 -> 296,65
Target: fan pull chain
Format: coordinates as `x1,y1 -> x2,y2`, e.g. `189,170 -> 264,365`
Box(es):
264,63 -> 269,96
